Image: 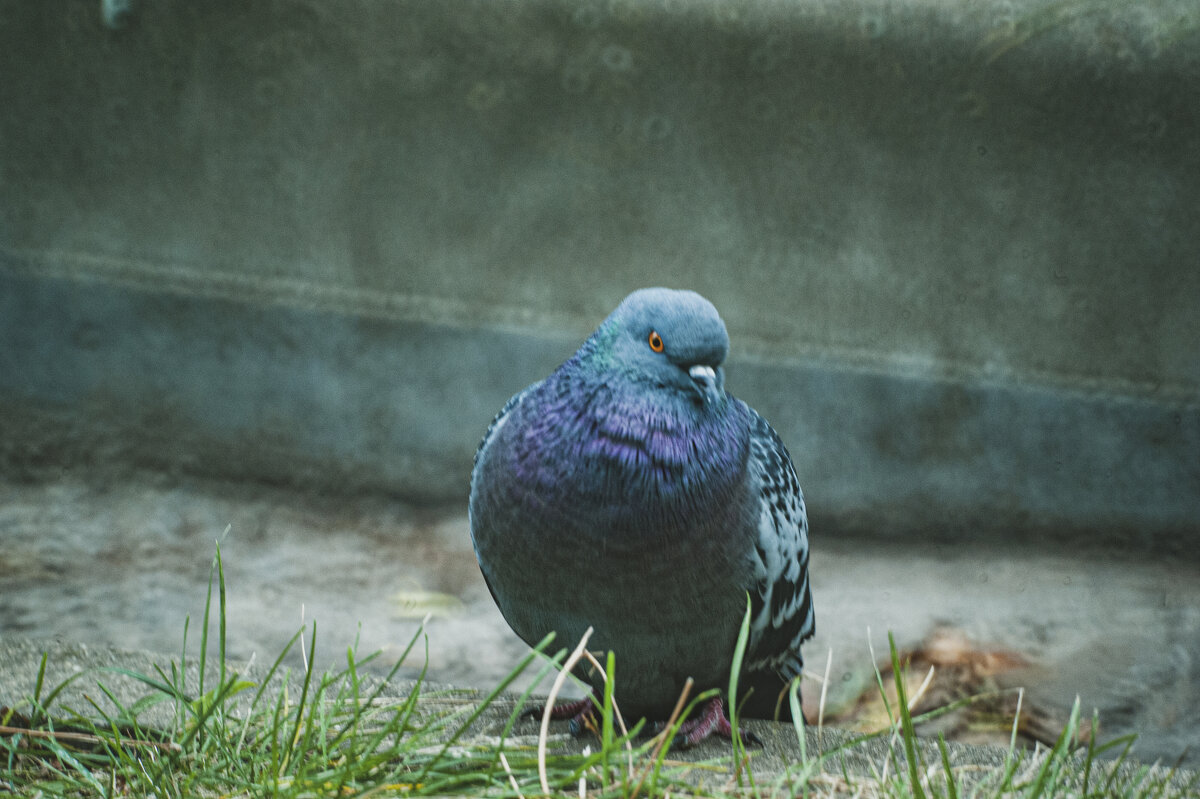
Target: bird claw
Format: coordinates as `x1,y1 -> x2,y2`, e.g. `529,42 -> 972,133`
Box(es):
738,728 -> 765,747
528,696 -> 762,748
568,708 -> 598,737
523,698 -> 596,737
663,698 -> 763,749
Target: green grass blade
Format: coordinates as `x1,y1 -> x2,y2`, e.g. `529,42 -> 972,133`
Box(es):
1081,706 -> 1099,796
648,688 -> 719,796
26,670 -> 92,729
787,674 -> 820,798
29,652 -> 48,725
280,621 -> 318,774
1027,696 -> 1079,799
728,593 -> 753,787
413,630 -> 560,785
217,540 -> 228,694
198,547 -> 217,702
936,732 -> 959,799
601,649 -> 616,788
788,674 -> 807,763
888,631 -> 927,799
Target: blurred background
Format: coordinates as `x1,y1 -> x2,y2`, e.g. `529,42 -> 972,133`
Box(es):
1,0 -> 1198,765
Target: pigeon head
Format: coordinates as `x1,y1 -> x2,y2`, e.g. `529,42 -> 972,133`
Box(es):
585,288 -> 730,405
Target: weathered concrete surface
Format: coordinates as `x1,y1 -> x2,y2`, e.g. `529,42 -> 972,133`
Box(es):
3,475 -> 1199,766
1,0 -> 1198,541
1,637 -> 1194,793
2,266 -> 1196,547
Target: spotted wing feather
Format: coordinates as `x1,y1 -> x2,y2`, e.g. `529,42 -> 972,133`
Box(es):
744,409 -> 814,684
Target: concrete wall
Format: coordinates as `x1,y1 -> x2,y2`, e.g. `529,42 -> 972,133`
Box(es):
1,0 -> 1197,545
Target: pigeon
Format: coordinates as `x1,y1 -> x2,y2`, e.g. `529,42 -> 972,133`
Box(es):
468,288 -> 814,744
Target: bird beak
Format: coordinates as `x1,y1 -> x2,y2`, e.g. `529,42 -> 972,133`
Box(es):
687,364 -> 723,404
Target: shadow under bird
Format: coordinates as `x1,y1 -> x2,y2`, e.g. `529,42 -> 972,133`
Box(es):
469,287 -> 814,745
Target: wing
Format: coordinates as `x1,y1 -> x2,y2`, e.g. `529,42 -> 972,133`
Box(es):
743,408 -> 815,684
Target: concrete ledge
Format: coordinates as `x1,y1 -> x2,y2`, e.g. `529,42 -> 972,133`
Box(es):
2,263 -> 1196,549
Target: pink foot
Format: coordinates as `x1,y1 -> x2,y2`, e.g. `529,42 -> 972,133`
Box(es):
533,696 -> 760,748
673,698 -> 762,748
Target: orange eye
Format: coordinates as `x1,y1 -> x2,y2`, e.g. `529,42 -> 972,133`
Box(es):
648,330 -> 664,352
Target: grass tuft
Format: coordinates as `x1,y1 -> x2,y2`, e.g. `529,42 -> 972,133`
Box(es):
1,545 -> 1194,798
